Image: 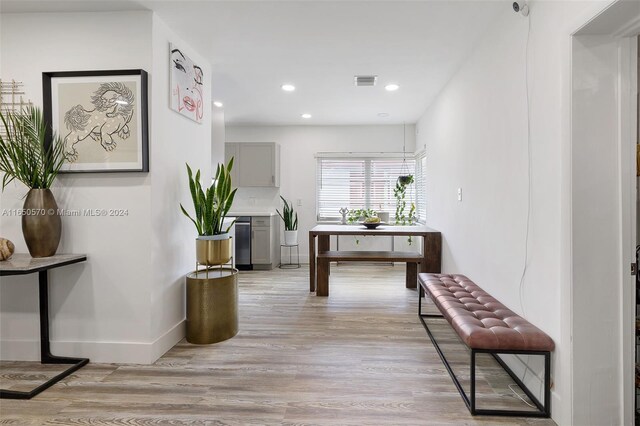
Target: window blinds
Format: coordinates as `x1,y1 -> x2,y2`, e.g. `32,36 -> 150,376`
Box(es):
316,156 -> 416,221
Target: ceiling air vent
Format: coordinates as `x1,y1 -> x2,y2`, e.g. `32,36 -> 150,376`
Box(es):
354,75 -> 377,87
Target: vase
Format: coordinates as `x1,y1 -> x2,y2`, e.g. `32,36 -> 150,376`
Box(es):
284,230 -> 298,246
196,234 -> 232,266
22,189 -> 61,258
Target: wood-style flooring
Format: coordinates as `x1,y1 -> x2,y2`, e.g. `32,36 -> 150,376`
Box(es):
0,264 -> 556,425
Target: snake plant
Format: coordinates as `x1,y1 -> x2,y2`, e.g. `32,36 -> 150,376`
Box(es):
180,157 -> 237,236
277,196 -> 298,231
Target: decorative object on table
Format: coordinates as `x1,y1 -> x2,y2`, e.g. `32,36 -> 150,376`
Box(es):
339,207 -> 349,225
277,195 -> 298,245
362,216 -> 384,229
170,43 -> 204,123
186,267 -> 238,344
346,208 -> 376,224
42,69 -> 149,173
377,211 -> 390,223
0,106 -> 66,257
0,238 -> 15,261
180,157 -> 237,268
0,79 -> 33,139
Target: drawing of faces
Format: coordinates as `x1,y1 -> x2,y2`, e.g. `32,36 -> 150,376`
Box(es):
171,48 -> 203,121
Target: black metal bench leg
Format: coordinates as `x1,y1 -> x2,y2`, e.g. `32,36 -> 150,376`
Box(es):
544,352 -> 551,417
470,349 -> 477,415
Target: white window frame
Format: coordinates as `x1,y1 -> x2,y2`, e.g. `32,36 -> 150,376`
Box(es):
315,152 -> 419,222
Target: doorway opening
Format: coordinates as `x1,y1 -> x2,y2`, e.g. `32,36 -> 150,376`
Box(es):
570,2 -> 638,425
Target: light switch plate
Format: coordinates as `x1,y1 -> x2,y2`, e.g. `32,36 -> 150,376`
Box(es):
457,188 -> 462,202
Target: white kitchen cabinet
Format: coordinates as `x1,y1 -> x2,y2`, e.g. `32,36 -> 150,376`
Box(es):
224,142 -> 280,187
251,215 -> 280,269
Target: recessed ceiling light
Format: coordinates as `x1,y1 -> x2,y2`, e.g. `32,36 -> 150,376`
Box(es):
213,101 -> 223,108
378,112 -> 390,117
281,84 -> 296,92
385,84 -> 400,92
301,113 -> 312,119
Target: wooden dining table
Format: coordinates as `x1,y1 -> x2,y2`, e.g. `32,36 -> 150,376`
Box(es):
308,224 -> 442,295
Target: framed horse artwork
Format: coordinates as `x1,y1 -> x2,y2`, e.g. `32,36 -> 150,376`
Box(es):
43,70 -> 149,173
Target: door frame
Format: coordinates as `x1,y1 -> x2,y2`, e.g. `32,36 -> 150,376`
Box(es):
569,3 -> 639,424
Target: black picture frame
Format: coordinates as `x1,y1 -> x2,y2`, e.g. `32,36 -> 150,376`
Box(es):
43,69 -> 149,173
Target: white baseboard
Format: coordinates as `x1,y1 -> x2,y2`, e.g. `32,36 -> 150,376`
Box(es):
0,320 -> 185,364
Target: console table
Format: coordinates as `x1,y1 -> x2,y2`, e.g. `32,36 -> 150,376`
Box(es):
308,225 -> 442,296
0,254 -> 89,399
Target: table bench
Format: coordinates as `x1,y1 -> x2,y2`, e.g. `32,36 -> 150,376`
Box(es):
316,251 -> 423,296
309,225 -> 442,297
418,273 -> 554,417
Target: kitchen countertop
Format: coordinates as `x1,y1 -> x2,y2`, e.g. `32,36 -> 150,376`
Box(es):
227,212 -> 277,217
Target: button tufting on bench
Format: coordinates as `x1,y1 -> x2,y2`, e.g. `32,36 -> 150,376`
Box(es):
418,273 -> 555,352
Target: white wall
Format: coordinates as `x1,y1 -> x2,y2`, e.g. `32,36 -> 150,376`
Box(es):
0,11 -> 212,363
211,107 -> 226,171
413,1 -> 611,424
226,125 -> 416,261
149,14 -> 212,354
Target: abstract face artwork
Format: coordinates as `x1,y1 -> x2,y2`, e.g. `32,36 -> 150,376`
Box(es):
170,43 -> 204,123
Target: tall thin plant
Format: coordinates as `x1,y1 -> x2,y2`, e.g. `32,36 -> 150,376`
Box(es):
276,196 -> 298,231
180,158 -> 237,236
0,106 -> 66,189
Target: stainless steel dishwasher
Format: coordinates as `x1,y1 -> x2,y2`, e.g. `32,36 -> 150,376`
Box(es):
234,217 -> 252,270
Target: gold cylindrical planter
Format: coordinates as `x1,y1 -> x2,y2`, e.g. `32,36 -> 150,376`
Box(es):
186,267 -> 238,344
196,237 -> 232,266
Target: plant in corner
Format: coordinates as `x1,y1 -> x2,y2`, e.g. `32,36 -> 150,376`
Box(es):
277,196 -> 298,245
180,157 -> 237,266
0,106 -> 67,257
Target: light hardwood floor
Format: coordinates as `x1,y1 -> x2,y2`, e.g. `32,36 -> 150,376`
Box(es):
0,264 -> 556,425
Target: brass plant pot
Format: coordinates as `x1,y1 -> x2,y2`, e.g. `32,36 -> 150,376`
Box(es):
196,236 -> 232,266
186,268 -> 238,344
22,188 -> 61,258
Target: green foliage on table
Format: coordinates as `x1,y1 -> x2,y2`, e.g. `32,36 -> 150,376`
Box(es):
180,157 -> 237,236
277,196 -> 298,231
346,208 -> 376,224
0,106 -> 66,189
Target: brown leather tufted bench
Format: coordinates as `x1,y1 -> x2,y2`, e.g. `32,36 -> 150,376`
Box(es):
418,273 -> 554,418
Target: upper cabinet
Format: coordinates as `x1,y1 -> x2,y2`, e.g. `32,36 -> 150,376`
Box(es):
225,142 -> 280,187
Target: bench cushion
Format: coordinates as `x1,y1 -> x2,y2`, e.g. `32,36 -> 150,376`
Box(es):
419,273 -> 554,352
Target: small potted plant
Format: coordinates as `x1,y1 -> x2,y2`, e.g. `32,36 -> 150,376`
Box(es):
277,196 -> 298,245
0,106 -> 66,257
180,158 -> 237,265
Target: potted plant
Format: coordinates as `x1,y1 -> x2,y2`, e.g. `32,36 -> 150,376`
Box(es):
346,208 -> 376,224
394,174 -> 417,244
0,106 -> 66,257
180,158 -> 237,265
277,196 -> 298,245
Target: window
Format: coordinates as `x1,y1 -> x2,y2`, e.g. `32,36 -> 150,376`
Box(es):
316,154 -> 417,221
415,151 -> 426,223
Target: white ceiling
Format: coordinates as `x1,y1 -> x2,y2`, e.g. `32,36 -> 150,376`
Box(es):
1,1 -> 504,125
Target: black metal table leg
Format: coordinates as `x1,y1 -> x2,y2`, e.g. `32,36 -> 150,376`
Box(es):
0,270 -> 89,399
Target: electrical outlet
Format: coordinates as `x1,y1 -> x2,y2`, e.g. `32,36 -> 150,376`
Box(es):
457,188 -> 462,202
297,199 -> 302,206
